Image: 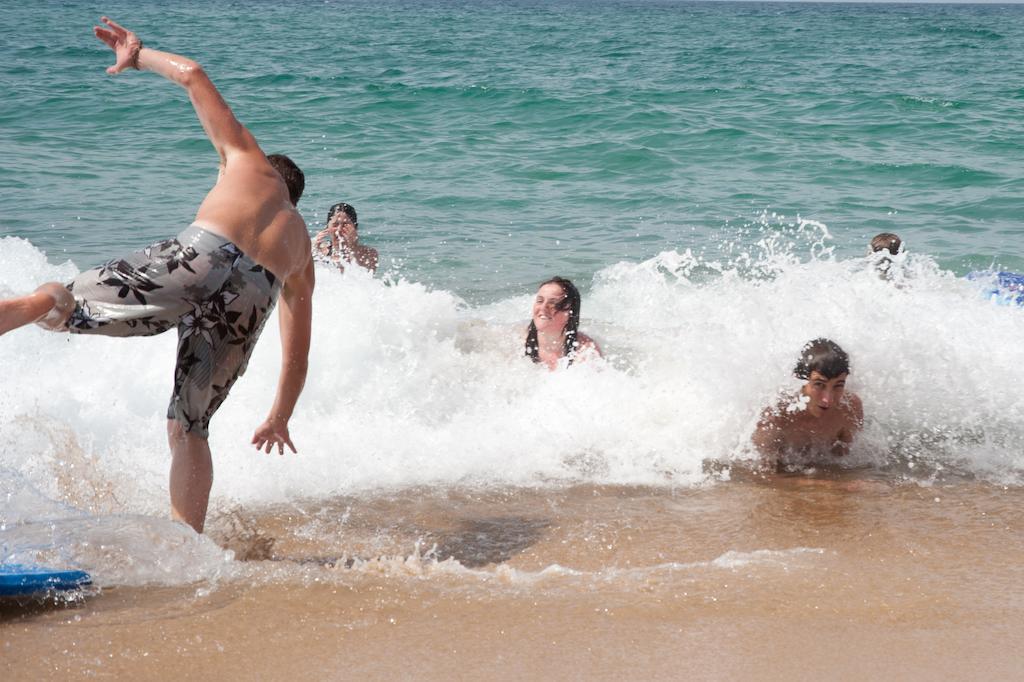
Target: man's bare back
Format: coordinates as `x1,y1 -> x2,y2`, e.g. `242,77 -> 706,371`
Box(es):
195,152 -> 310,282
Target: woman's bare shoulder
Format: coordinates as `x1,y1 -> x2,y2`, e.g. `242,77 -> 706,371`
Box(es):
576,332 -> 602,355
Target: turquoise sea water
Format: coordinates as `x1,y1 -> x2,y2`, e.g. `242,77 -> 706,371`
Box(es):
2,1 -> 1024,300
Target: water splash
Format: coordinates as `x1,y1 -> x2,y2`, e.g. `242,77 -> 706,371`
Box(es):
2,224 -> 1023,585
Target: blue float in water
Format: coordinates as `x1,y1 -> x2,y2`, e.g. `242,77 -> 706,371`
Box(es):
966,271 -> 1024,307
0,564 -> 92,597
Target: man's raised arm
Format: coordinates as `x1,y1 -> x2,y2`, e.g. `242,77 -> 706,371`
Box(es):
94,16 -> 260,165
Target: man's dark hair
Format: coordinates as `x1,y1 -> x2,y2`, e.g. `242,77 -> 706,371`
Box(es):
525,276 -> 582,365
327,202 -> 358,227
267,154 -> 304,205
794,338 -> 850,380
870,233 -> 901,256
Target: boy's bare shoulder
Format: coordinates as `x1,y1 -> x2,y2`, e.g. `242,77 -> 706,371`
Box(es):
759,395 -> 799,425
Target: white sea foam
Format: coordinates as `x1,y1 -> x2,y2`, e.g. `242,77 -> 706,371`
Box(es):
295,545 -> 830,593
2,223 -> 1024,578
710,547 -> 826,570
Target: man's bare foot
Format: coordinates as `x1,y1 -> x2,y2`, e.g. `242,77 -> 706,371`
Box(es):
0,283 -> 73,335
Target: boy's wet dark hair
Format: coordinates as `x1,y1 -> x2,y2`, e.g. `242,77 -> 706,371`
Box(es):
870,233 -> 901,256
327,202 -> 358,227
267,154 -> 304,205
525,276 -> 582,364
794,338 -> 850,380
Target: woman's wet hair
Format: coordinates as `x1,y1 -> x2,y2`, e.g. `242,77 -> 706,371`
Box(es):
267,154 -> 304,205
793,338 -> 850,380
524,276 -> 582,364
326,202 -> 358,227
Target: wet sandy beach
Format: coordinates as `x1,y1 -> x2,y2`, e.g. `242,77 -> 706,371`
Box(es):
4,477 -> 1022,680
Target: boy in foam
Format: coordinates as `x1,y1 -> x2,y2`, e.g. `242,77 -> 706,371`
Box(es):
752,339 -> 864,468
0,18 -> 315,533
869,232 -> 903,279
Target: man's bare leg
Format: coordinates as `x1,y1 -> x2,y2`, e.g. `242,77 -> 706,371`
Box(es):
0,283 -> 74,335
167,420 -> 213,533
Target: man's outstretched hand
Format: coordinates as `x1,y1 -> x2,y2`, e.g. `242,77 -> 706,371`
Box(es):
93,16 -> 142,74
252,417 -> 298,456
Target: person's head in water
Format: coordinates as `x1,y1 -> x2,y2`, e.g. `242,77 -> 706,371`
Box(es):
525,277 -> 581,363
868,232 -> 902,278
267,154 -> 304,205
870,232 -> 902,256
326,202 -> 358,230
793,338 -> 850,418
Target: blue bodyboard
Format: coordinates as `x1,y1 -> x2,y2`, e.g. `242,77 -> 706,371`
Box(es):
966,271 -> 1024,306
0,563 -> 92,597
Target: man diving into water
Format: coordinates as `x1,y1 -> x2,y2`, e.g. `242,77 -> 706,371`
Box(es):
0,17 -> 315,533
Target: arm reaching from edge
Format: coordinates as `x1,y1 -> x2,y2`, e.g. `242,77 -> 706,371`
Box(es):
252,254 -> 315,455
94,16 -> 260,166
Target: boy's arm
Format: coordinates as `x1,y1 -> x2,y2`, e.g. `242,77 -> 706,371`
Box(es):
94,17 -> 261,166
251,255 -> 315,454
831,394 -> 864,457
752,409 -> 784,468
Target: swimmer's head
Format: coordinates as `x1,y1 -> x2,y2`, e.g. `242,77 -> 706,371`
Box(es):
869,232 -> 902,256
868,233 -> 902,278
794,339 -> 851,417
327,202 -> 358,229
267,154 -> 305,205
793,338 -> 850,381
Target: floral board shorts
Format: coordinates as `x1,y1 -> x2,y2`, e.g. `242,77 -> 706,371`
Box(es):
65,224 -> 282,438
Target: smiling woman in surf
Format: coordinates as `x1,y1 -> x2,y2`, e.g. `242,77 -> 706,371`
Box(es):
523,276 -> 601,370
